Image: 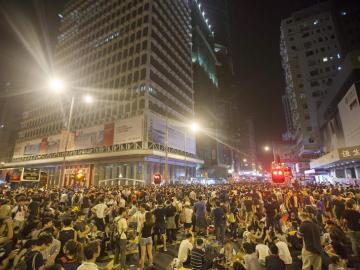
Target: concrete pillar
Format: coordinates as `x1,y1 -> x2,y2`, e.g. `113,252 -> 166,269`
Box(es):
126,165 -> 131,185
133,163 -> 138,186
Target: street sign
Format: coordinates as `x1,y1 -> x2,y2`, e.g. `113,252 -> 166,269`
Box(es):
153,173 -> 162,184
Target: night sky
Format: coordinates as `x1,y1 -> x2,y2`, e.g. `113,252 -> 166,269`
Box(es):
0,0 -> 319,164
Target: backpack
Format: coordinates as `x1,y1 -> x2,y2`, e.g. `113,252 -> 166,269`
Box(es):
13,249 -> 40,270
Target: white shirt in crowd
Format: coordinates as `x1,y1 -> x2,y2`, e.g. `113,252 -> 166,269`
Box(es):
178,239 -> 193,264
93,203 -> 108,219
276,241 -> 292,265
77,261 -> 99,270
116,217 -> 128,239
12,205 -> 27,222
256,243 -> 270,264
132,210 -> 147,233
184,207 -> 193,224
118,197 -> 126,208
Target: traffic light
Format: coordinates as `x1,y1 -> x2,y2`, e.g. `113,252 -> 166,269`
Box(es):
272,168 -> 285,183
74,169 -> 85,182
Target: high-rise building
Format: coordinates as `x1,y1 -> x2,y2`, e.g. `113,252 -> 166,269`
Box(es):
8,0 -> 203,186
0,82 -> 23,164
282,94 -> 296,140
191,0 -> 221,177
281,1 -> 344,161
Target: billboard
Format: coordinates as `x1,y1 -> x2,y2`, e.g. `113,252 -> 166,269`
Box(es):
113,116 -> 143,144
148,112 -> 196,154
338,84 -> 360,147
22,168 -> 40,181
13,116 -> 145,158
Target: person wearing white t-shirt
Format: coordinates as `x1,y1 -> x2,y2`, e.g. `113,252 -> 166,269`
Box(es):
91,198 -> 108,231
113,208 -> 128,270
256,241 -> 270,266
12,197 -> 27,231
274,237 -> 292,266
183,202 -> 194,233
178,233 -> 193,267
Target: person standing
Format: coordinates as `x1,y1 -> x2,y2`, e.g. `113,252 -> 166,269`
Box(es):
91,198 -> 108,232
342,199 -> 360,257
113,207 -> 128,270
153,201 -> 167,251
298,211 -> 322,270
165,200 -> 177,244
212,201 -> 225,244
194,196 -> 207,236
139,212 -> 154,269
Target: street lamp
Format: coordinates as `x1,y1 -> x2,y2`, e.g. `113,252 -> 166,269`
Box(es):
190,122 -> 200,132
84,94 -> 94,104
242,158 -> 247,162
264,144 -> 276,161
49,78 -> 65,93
48,78 -> 93,187
184,121 -> 200,181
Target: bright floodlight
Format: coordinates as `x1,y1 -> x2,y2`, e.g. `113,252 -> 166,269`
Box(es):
264,146 -> 271,152
190,122 -> 200,132
49,78 -> 65,92
84,94 -> 94,104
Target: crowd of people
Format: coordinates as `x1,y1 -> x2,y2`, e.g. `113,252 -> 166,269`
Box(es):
0,181 -> 359,270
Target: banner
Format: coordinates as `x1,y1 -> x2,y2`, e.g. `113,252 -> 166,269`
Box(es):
114,116 -> 143,144
22,168 -> 40,181
148,112 -> 196,154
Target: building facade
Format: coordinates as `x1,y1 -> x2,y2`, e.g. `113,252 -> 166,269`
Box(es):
281,1 -> 344,162
309,50 -> 360,183
7,0 -> 203,186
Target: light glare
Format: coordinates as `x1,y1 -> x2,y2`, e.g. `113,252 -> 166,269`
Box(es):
49,78 -> 65,92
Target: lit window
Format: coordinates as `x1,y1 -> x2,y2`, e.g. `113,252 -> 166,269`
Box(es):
322,57 -> 328,62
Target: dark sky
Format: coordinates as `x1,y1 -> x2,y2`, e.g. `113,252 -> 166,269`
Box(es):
230,0 -> 318,164
0,0 -> 319,165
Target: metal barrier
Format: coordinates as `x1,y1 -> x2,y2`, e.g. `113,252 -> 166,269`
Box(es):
98,177 -> 145,186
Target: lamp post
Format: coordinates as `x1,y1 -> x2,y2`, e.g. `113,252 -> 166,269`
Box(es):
48,78 -> 93,187
264,143 -> 276,162
183,122 -> 200,181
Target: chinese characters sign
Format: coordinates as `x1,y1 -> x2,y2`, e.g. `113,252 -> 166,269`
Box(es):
338,145 -> 360,160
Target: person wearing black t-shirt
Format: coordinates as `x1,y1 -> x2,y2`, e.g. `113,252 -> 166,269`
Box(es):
333,196 -> 345,220
59,218 -> 76,256
139,212 -> 154,269
165,201 -> 177,244
298,211 -> 322,270
343,199 -> 360,256
265,198 -> 278,228
153,202 -> 167,251
265,244 -> 286,270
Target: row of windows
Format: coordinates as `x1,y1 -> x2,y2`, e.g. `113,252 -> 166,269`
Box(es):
150,56 -> 192,108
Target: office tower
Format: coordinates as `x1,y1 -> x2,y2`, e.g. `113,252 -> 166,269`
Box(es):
10,0 -> 201,185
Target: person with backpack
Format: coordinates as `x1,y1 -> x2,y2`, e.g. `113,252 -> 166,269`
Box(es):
14,234 -> 53,270
113,207 -> 128,270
